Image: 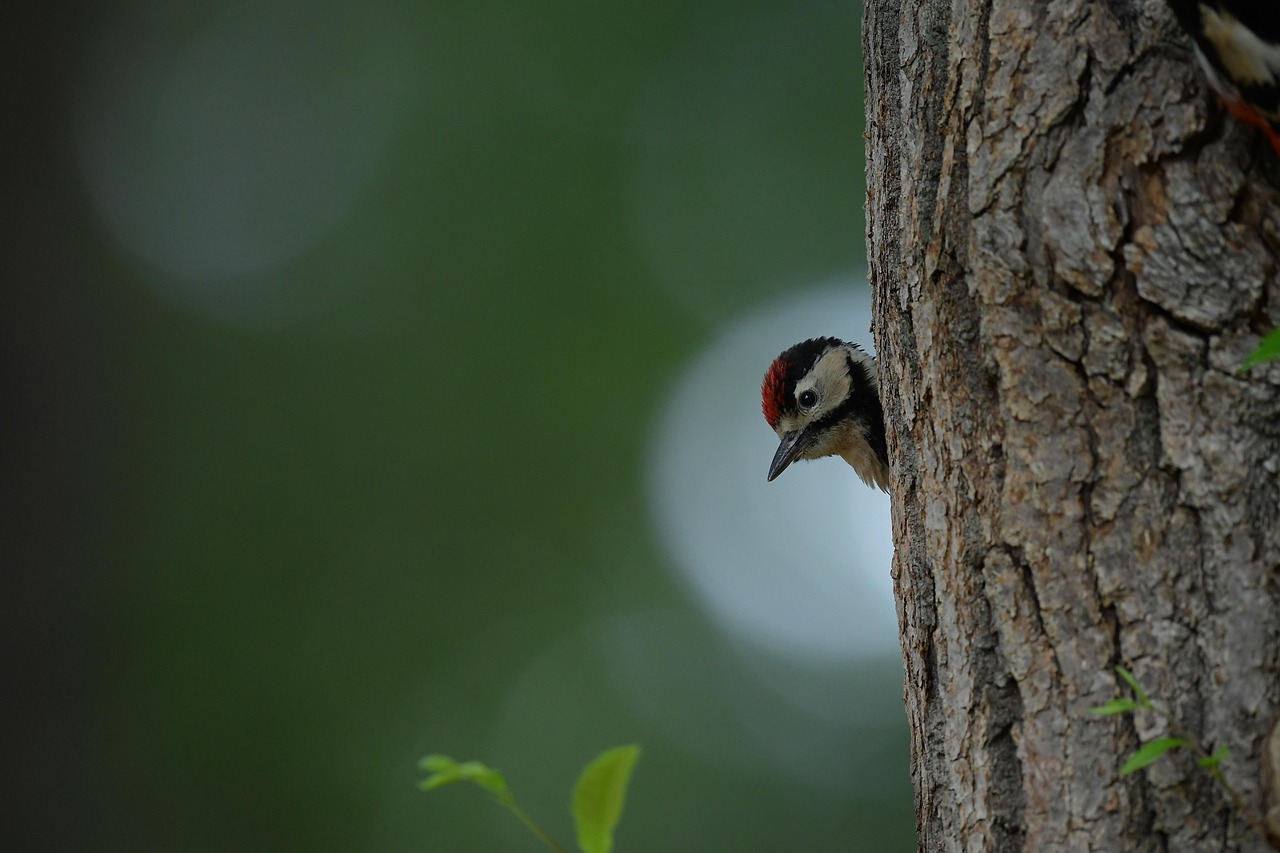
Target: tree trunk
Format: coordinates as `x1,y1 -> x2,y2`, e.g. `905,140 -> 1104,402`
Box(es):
863,0 -> 1280,849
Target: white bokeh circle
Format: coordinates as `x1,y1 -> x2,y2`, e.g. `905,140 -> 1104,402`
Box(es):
646,278 -> 896,662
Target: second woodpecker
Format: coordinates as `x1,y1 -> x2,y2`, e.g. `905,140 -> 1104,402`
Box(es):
1166,0 -> 1280,155
761,337 -> 889,491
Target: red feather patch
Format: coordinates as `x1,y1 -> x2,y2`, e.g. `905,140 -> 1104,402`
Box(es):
761,358 -> 790,428
1221,93 -> 1280,157
761,337 -> 847,429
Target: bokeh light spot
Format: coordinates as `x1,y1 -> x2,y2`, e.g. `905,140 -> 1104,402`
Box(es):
73,0 -> 413,325
646,278 -> 896,663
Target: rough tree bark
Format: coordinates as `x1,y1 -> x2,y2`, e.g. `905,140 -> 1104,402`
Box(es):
864,0 -> 1280,849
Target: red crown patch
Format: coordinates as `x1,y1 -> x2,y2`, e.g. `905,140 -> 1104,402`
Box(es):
761,358 -> 790,428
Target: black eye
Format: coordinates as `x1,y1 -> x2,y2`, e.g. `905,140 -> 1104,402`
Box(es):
798,390 -> 817,408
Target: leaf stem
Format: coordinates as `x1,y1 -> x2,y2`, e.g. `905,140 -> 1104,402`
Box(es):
1145,704 -> 1270,846
500,795 -> 570,853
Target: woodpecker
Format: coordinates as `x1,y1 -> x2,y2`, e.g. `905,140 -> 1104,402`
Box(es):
1166,0 -> 1280,156
761,337 -> 890,491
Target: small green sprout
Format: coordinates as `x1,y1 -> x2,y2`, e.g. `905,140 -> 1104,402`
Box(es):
1090,665 -> 1268,845
1240,328 -> 1280,373
420,745 -> 641,853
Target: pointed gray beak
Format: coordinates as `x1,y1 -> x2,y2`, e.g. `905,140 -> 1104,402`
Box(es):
767,429 -> 808,482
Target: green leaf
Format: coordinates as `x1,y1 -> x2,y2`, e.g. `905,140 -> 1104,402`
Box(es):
1089,698 -> 1140,716
1114,666 -> 1150,708
1197,746 -> 1230,769
1240,328 -> 1280,372
572,745 -> 641,853
1119,737 -> 1186,775
417,755 -> 509,797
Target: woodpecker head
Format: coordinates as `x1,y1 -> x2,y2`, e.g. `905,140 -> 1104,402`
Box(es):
1166,0 -> 1280,155
761,337 -> 889,491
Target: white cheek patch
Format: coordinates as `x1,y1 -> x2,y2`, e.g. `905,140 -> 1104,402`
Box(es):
803,350 -> 853,419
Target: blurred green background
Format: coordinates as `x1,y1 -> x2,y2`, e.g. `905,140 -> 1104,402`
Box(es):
3,0 -> 914,850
